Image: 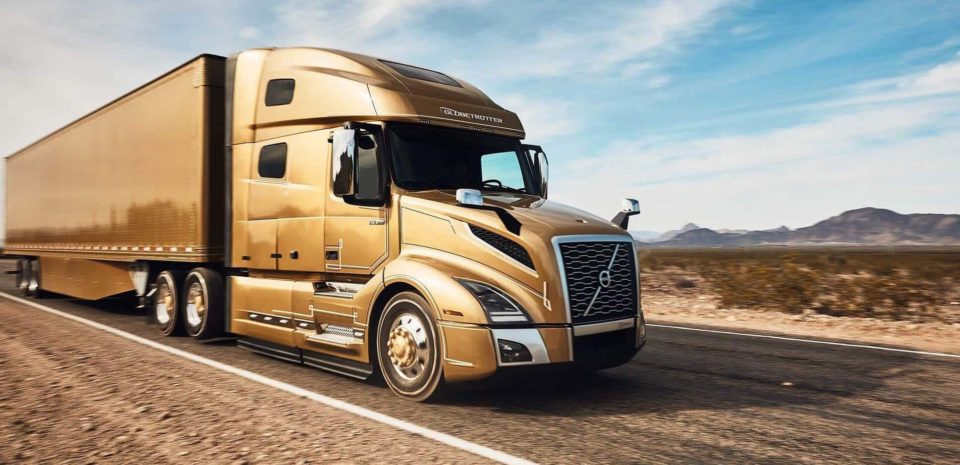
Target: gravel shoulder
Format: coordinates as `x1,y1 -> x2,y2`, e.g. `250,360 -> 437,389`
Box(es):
0,298 -> 487,465
642,272 -> 960,355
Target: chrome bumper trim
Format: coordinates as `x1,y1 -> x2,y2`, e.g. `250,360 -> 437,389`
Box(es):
573,317 -> 635,337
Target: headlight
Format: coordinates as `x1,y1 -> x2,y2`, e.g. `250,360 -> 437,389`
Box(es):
456,279 -> 529,324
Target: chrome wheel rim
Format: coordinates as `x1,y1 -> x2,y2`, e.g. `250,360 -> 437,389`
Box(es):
386,312 -> 430,382
156,279 -> 175,325
185,281 -> 205,329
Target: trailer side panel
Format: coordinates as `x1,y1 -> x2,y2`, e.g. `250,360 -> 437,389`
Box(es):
4,55 -> 226,263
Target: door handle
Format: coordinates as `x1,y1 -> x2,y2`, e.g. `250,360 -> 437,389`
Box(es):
290,250 -> 299,259
270,253 -> 282,259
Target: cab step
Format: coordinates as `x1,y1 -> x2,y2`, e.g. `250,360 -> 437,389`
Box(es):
312,281 -> 362,298
306,324 -> 364,352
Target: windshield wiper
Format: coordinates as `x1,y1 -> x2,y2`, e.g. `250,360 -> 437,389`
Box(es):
483,186 -> 526,194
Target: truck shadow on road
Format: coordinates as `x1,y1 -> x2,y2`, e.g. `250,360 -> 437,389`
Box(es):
30,291 -> 945,424
437,336 -> 936,419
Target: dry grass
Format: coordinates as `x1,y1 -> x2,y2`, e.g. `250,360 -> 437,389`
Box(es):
638,247 -> 960,323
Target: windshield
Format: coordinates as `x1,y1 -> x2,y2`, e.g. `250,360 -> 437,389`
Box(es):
388,124 -> 534,194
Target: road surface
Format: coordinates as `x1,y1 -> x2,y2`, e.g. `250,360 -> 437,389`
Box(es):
0,276 -> 957,464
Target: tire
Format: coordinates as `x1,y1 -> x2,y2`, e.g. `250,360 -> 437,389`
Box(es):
376,292 -> 443,402
14,259 -> 27,294
182,268 -> 225,339
22,259 -> 45,298
154,270 -> 185,336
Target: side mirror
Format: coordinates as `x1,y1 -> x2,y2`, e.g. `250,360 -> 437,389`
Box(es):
535,151 -> 549,199
332,129 -> 357,197
611,198 -> 641,230
522,144 -> 549,198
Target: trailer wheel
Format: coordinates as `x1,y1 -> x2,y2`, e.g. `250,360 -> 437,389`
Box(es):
376,292 -> 443,402
183,268 -> 224,340
155,270 -> 185,336
20,259 -> 44,298
14,259 -> 27,294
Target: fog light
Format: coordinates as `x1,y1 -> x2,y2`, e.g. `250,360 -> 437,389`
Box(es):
497,339 -> 533,363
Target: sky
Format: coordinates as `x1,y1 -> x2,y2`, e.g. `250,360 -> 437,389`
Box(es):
1,0 -> 959,235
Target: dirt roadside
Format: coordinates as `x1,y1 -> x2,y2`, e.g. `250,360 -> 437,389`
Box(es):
642,273 -> 960,355
0,299 -> 489,465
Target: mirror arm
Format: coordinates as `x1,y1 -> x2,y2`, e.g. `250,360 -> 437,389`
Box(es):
611,210 -> 641,230
611,198 -> 640,230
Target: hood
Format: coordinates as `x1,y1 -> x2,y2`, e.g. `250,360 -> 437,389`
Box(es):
397,190 -> 632,325
400,190 -> 626,238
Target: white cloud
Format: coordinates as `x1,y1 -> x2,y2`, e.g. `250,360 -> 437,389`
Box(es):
590,0 -> 736,71
497,94 -> 579,142
644,75 -> 673,89
271,0 -> 488,61
451,0 -> 740,81
836,55 -> 960,107
239,26 -> 262,39
729,24 -> 758,36
553,57 -> 960,231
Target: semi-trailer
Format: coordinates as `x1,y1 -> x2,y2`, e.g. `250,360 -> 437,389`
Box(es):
4,47 -> 645,400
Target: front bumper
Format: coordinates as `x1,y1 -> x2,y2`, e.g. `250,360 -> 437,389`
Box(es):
440,315 -> 646,383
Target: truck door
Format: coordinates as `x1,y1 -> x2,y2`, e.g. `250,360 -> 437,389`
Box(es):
324,130 -> 388,275
244,141 -> 287,270
276,131 -> 328,272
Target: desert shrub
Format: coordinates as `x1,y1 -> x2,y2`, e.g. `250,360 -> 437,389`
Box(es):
825,252 -> 848,267
708,262 -> 818,314
638,247 -> 960,322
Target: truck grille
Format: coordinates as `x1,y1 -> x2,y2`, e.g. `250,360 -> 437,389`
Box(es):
558,240 -> 638,324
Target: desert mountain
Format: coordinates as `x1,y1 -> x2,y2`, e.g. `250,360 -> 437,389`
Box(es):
644,208 -> 960,247
658,223 -> 700,241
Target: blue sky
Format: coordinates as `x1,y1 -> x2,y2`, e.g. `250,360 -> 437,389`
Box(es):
1,0 -> 958,233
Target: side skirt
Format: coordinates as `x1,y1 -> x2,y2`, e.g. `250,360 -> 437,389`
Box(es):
237,338 -> 373,380
302,349 -> 373,380
237,338 -> 302,364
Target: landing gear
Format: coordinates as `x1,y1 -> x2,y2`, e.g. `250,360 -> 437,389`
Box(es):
377,292 -> 443,402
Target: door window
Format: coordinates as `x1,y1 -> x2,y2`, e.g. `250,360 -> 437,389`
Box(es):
355,133 -> 382,201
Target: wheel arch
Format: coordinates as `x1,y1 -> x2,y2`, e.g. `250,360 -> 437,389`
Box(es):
366,281 -> 421,369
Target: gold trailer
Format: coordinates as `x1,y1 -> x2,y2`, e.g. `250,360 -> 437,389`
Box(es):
5,55 -> 225,299
5,47 -> 645,400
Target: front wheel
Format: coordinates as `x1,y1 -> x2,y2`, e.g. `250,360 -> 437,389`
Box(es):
377,292 -> 443,402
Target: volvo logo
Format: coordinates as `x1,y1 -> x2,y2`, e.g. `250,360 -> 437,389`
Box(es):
583,244 -> 622,318
598,269 -> 612,288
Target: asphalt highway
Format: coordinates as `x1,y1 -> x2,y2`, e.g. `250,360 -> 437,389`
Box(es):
1,275 -> 957,464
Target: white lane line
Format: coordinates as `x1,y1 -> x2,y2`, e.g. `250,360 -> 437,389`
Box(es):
0,292 -> 536,465
647,323 -> 960,359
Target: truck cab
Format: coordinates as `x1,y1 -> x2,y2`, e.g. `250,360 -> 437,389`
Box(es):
224,48 -> 645,400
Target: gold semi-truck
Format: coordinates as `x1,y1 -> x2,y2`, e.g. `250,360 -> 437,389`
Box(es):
4,48 -> 645,400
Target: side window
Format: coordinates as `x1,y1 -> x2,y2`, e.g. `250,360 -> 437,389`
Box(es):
480,152 -> 525,191
258,143 -> 287,178
355,134 -> 381,200
265,79 -> 295,106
